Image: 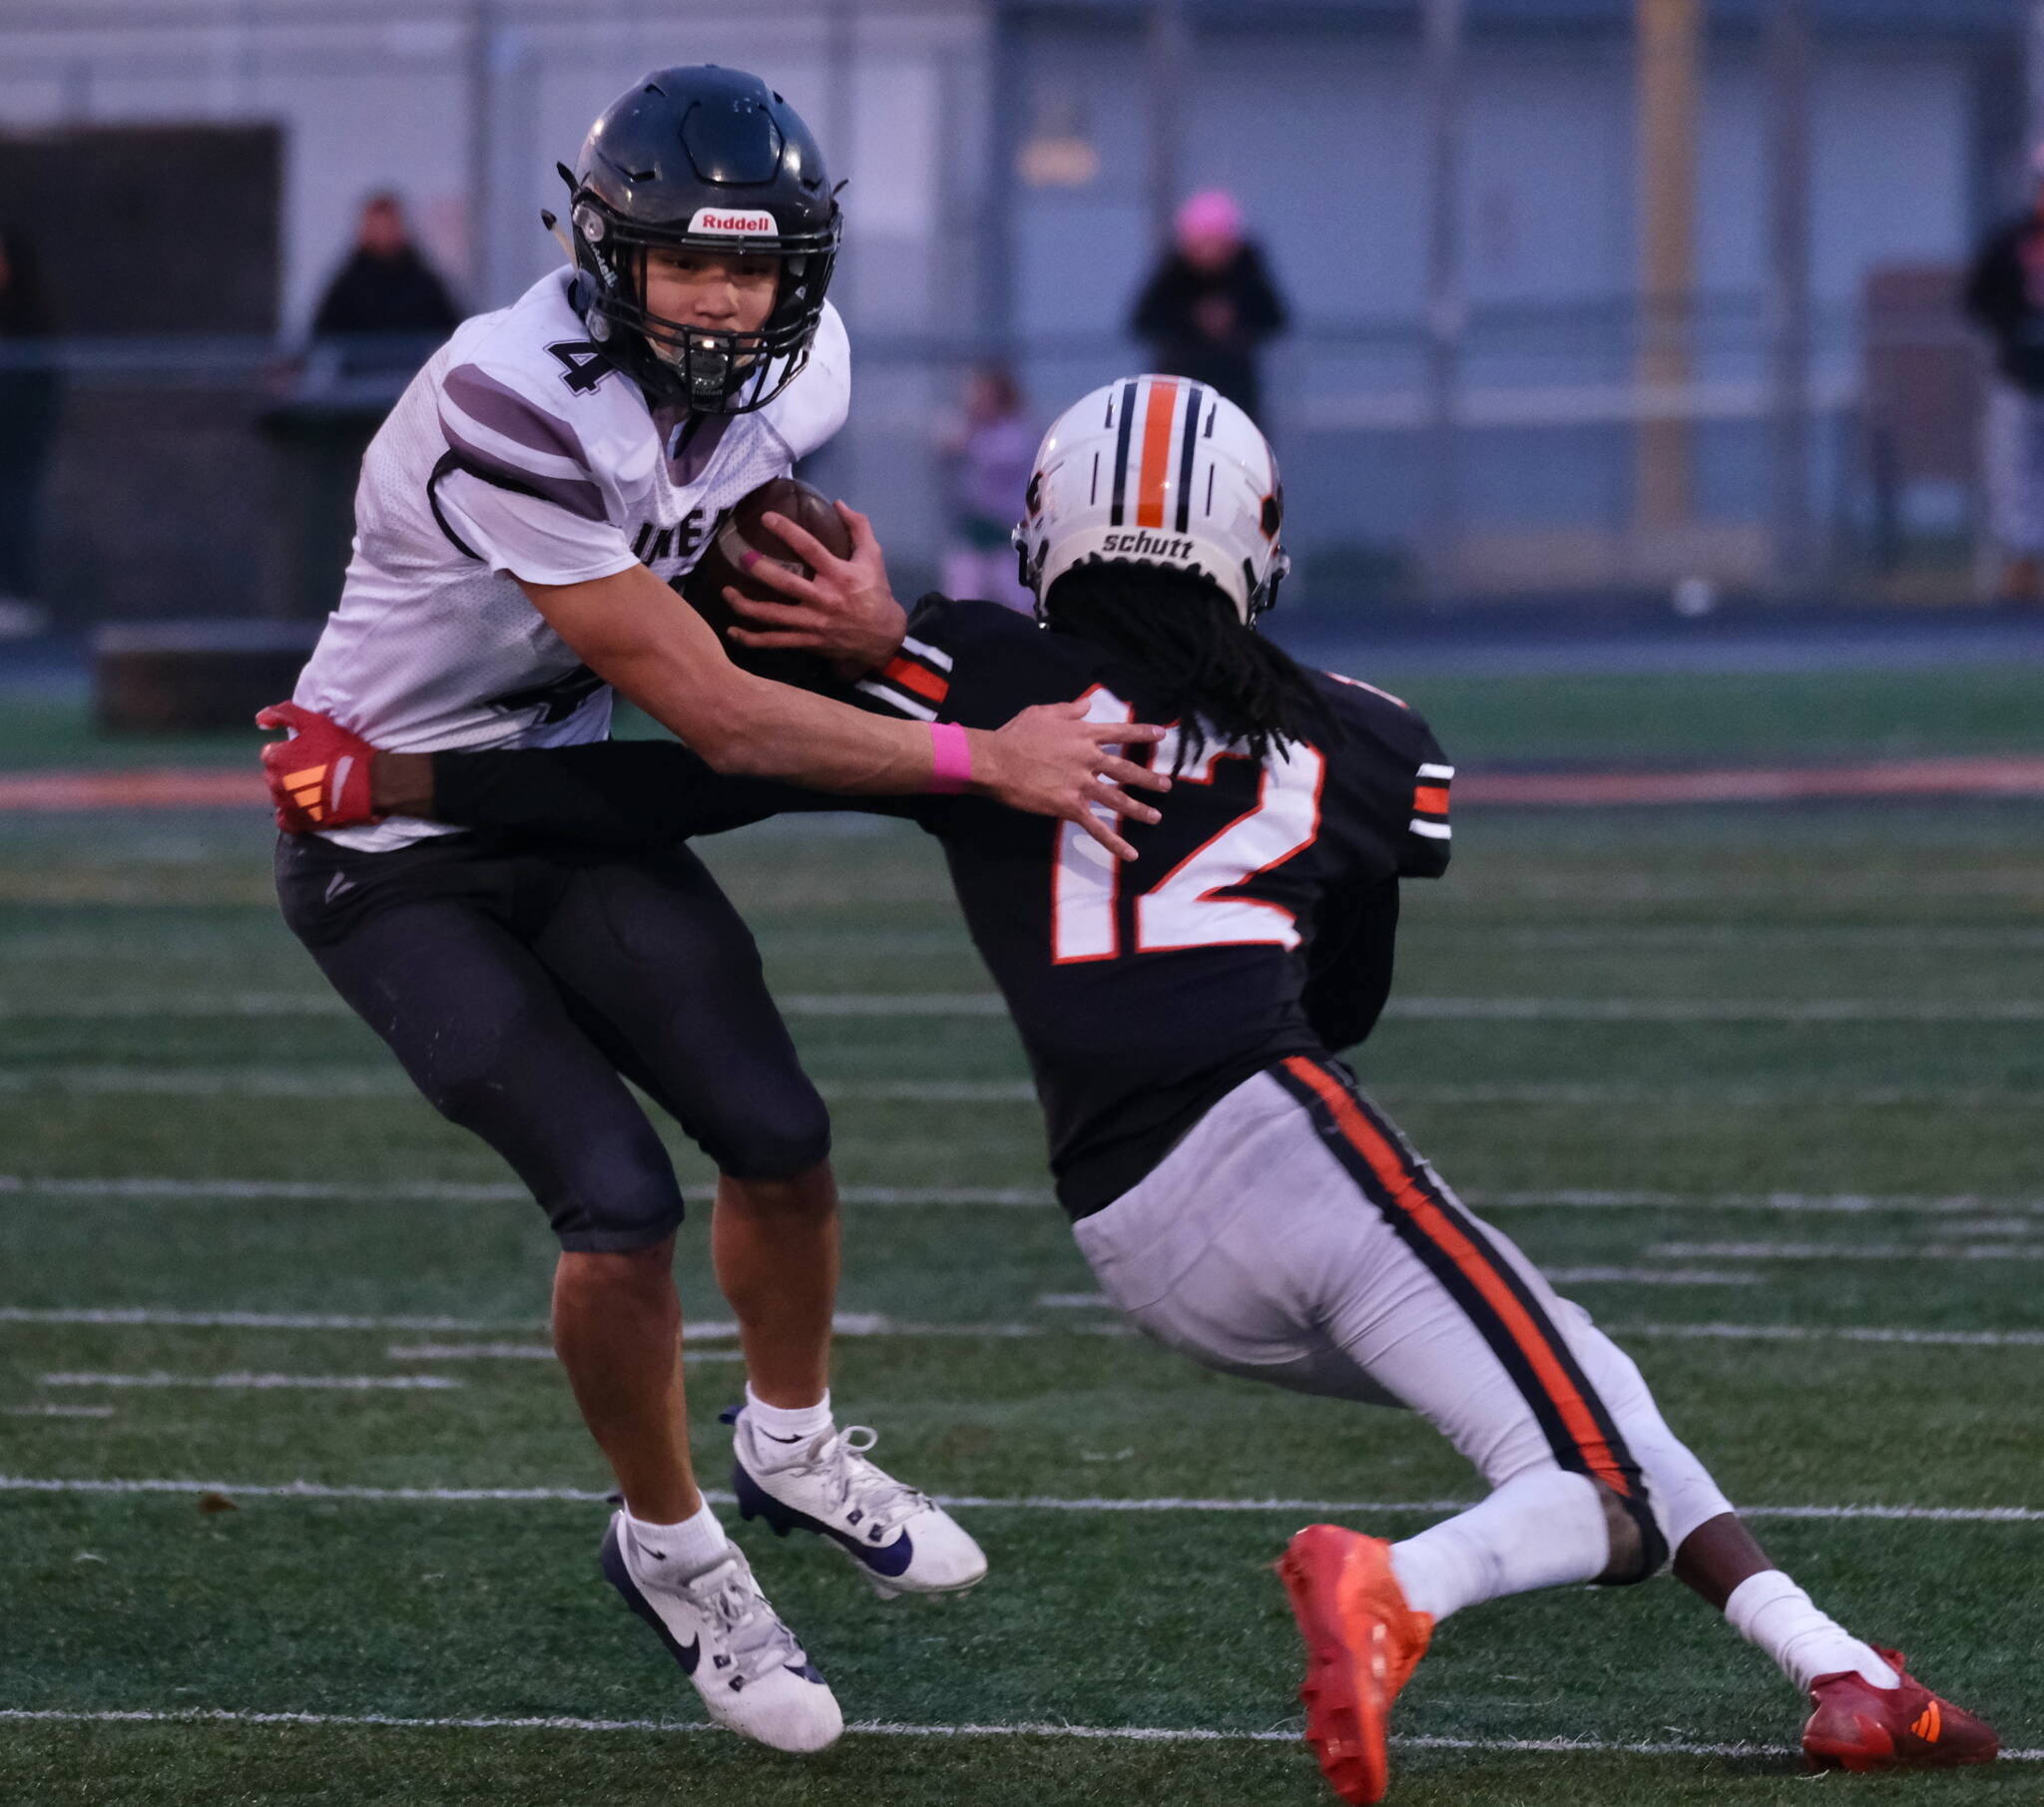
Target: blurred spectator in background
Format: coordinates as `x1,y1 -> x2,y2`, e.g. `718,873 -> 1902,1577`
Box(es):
939,363 -> 1036,611
1962,149 -> 2044,604
0,224 -> 60,639
1129,189 -> 1288,426
309,192 -> 460,381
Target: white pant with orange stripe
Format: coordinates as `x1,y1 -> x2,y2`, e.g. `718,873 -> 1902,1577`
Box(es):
1073,1063 -> 1733,1566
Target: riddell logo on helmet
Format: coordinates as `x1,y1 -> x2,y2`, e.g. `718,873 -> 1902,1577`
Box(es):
1101,530 -> 1197,561
689,208 -> 777,236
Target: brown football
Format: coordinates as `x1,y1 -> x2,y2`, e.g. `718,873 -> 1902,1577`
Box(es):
680,476 -> 854,689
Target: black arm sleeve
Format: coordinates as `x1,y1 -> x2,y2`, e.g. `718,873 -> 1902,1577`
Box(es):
1302,876 -> 1400,1053
428,740 -> 852,848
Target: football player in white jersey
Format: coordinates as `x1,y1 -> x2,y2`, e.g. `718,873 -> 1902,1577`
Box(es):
259,68 -> 1168,1755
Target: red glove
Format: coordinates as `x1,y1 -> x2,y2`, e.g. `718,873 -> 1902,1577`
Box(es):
256,701 -> 382,832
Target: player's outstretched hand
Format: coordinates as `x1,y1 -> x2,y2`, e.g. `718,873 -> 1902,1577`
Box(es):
976,698 -> 1170,862
725,502 -> 908,678
255,700 -> 381,832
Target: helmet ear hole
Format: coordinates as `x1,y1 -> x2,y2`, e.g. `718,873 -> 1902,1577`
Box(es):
1260,492 -> 1283,540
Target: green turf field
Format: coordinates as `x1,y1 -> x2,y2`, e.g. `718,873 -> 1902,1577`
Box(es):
2,668 -> 2041,1805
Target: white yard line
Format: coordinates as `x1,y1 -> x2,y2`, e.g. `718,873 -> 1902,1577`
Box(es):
7,992 -> 2040,1024
38,1373 -> 461,1392
1540,1267 -> 1760,1286
0,1306 -> 1125,1340
1619,1321 -> 2044,1348
9,1176 -> 2036,1215
0,995 -> 350,1020
12,1305 -> 2041,1349
2,1474 -> 2038,1523
0,1307 -> 548,1331
1,1705 -> 2038,1761
1435,927 -> 2044,951
382,1343 -> 745,1364
5,1405 -> 114,1419
1372,1085 -> 2044,1108
1382,998 -> 2044,1023
0,1177 -> 1055,1207
1654,1241 -> 2044,1261
0,1176 -> 530,1202
1466,1189 -> 2044,1214
6,1070 -> 2043,1108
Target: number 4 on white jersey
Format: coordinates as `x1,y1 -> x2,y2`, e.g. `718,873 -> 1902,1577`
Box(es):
1052,687 -> 1325,964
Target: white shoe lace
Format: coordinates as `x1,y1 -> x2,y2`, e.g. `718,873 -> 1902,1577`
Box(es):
801,1425 -> 930,1538
675,1547 -> 808,1684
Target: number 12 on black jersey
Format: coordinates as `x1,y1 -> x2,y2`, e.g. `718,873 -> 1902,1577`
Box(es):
1051,686 -> 1326,963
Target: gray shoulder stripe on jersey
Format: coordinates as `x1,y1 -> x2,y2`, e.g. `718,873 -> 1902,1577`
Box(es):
442,365 -> 590,471
439,435 -> 609,524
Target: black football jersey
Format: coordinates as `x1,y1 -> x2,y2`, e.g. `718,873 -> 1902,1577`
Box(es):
430,597 -> 1452,1216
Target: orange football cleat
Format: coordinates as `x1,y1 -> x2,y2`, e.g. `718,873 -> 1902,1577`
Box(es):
1802,1646 -> 1999,1772
1278,1525 -> 1433,1805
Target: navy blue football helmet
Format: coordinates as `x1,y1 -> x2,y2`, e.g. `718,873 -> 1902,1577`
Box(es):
557,66 -> 839,413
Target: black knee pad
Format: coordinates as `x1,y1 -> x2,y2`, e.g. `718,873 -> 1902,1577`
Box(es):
424,1062 -> 685,1254
697,1087 -> 833,1182
538,1134 -> 688,1254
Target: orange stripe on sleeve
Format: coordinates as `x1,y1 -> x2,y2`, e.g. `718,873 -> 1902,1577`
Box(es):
881,656 -> 949,703
1413,785 -> 1450,815
1280,1057 -> 1633,1498
1134,381 -> 1180,529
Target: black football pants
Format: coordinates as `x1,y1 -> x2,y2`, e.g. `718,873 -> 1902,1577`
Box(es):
275,830 -> 830,1252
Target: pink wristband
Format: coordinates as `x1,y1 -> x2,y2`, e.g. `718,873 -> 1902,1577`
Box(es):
926,720 -> 974,794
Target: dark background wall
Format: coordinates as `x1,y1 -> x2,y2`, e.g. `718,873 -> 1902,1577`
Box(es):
0,124 -> 282,621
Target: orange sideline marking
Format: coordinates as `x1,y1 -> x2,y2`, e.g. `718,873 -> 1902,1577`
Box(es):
4,754 -> 2043,814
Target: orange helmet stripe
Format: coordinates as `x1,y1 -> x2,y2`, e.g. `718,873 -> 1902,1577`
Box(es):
1134,379 -> 1181,529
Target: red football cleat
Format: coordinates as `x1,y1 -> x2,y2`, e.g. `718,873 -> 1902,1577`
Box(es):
1278,1525 -> 1433,1806
1802,1646 -> 1999,1772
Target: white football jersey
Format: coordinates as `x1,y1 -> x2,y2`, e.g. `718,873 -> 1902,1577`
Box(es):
293,268 -> 850,851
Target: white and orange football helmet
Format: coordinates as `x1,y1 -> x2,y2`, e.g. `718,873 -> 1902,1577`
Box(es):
1012,375 -> 1289,624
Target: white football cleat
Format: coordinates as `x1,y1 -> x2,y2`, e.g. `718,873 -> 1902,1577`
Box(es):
599,1511 -> 842,1753
730,1410 -> 988,1599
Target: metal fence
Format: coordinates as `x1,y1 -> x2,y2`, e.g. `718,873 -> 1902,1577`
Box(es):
0,281 -> 1990,631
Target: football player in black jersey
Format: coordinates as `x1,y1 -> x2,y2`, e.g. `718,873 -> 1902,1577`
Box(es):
271,379 -> 1996,1802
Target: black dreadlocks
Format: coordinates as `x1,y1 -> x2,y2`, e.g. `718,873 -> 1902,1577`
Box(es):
1042,563 -> 1338,772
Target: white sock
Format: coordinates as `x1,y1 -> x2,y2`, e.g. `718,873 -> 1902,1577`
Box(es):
743,1384 -> 832,1458
1389,1469 -> 1612,1624
1724,1571 -> 1899,1692
624,1500 -> 728,1581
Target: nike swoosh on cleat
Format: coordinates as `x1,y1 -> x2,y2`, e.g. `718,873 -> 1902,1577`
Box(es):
836,1527 -> 915,1578
732,1464 -> 919,1579
599,1522 -> 701,1674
